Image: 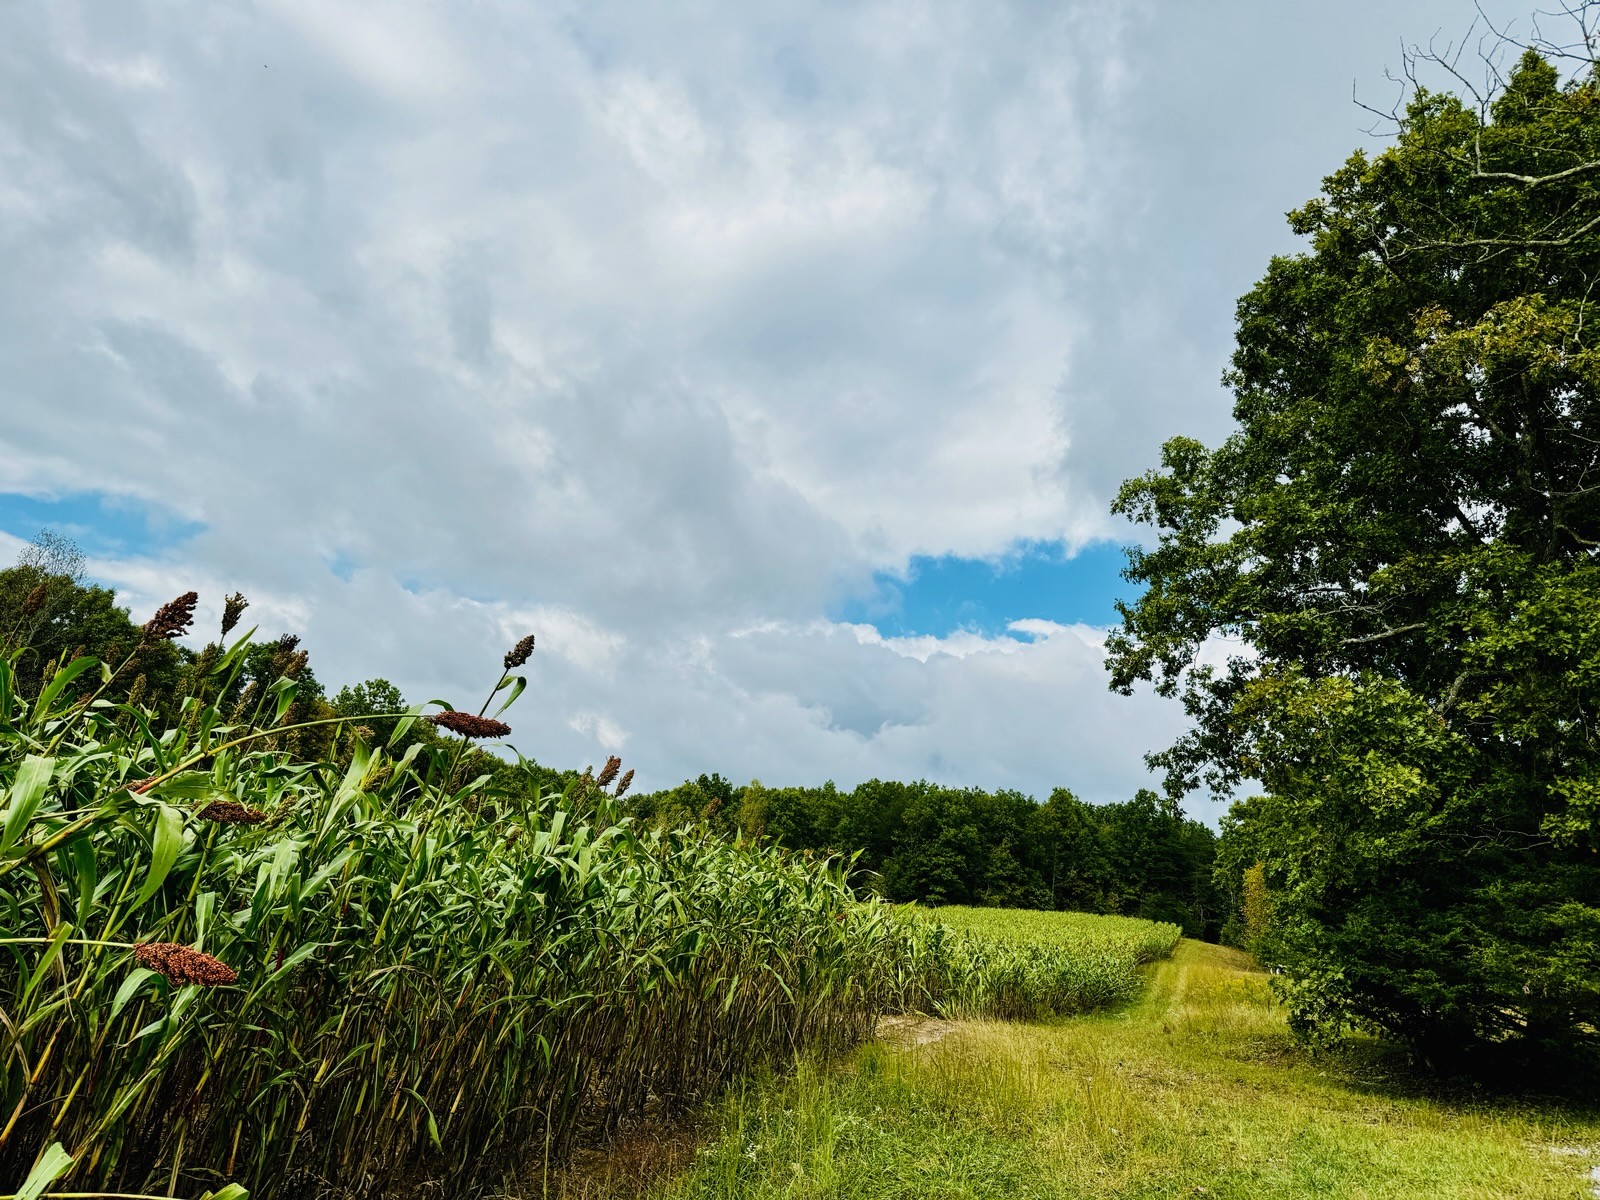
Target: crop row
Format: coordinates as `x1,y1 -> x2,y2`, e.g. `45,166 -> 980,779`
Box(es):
902,905 -> 1182,1019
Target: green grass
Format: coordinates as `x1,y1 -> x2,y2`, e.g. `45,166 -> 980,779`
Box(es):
604,941 -> 1600,1200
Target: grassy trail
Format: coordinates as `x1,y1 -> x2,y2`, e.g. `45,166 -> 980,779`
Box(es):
560,940 -> 1600,1199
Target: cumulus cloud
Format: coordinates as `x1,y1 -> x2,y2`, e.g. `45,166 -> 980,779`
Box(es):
0,0 -> 1529,811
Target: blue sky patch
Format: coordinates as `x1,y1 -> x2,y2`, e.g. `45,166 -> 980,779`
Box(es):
0,491 -> 204,561
835,540 -> 1139,638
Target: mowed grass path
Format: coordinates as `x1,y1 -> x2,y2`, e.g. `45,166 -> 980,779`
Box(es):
588,941 -> 1600,1200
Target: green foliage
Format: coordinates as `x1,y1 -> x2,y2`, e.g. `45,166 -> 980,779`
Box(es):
330,676 -> 428,753
1109,50 -> 1600,1067
1240,863 -> 1271,954
0,637 -> 920,1199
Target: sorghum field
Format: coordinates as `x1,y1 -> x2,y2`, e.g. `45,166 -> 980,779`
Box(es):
0,617 -> 937,1200
914,906 -> 1181,1019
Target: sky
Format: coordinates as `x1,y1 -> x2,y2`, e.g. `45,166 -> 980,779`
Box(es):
0,0 -> 1534,816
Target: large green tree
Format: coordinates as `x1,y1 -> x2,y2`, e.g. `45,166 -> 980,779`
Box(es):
1109,49 -> 1600,1066
1,534 -> 188,718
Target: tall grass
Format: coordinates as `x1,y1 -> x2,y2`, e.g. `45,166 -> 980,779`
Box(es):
0,627 -> 913,1199
901,906 -> 1181,1019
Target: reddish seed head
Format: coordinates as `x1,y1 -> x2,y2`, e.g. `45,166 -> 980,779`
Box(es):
143,591 -> 199,642
614,769 -> 635,798
198,800 -> 267,825
596,756 -> 622,788
134,942 -> 238,987
221,592 -> 249,637
427,710 -> 512,739
504,634 -> 536,670
129,777 -> 159,795
22,583 -> 48,616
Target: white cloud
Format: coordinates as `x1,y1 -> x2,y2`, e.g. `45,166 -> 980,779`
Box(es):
0,0 -> 1531,813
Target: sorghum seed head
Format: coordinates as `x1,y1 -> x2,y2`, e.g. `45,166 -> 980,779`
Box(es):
143,592 -> 199,642
614,769 -> 634,798
504,634 -> 536,670
269,635 -> 303,677
596,756 -> 621,788
128,776 -> 158,795
426,711 -> 512,739
134,942 -> 238,987
198,800 -> 267,825
22,582 -> 48,616
221,592 -> 249,637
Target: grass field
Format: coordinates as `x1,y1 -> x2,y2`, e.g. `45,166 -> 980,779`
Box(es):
555,941 -> 1600,1200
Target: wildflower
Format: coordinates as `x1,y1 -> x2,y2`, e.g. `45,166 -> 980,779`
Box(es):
615,769 -> 635,798
596,756 -> 622,788
143,591 -> 199,642
198,800 -> 267,825
134,942 -> 238,987
221,592 -> 249,637
427,710 -> 512,739
504,634 -> 536,670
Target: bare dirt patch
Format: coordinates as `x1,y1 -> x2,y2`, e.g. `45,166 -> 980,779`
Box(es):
876,1014 -> 960,1046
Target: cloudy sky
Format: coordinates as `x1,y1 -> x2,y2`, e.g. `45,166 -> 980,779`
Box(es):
0,0 -> 1530,814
